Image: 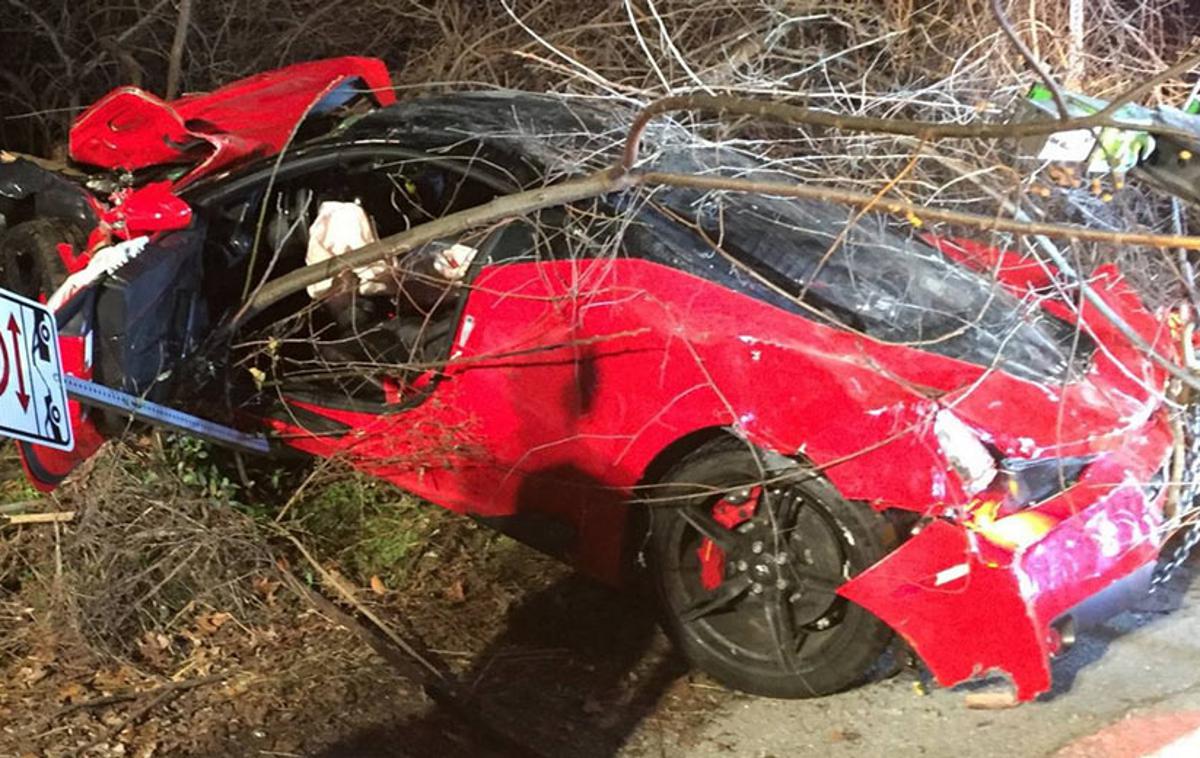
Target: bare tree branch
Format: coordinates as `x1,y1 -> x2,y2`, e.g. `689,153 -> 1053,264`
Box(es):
165,0 -> 194,99
637,170 -> 1200,250
239,168 -> 637,321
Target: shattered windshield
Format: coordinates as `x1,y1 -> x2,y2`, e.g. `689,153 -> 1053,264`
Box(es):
622,145 -> 1094,384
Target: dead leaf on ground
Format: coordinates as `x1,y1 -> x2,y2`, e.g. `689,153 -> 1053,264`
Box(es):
134,740 -> 159,758
137,631 -> 173,669
18,662 -> 50,686
445,579 -> 466,603
93,665 -> 139,694
221,672 -> 259,698
252,576 -> 281,605
195,611 -> 233,635
369,575 -> 387,595
55,681 -> 88,704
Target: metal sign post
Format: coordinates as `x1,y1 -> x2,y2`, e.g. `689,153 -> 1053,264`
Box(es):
63,375 -> 269,454
0,285 -> 268,455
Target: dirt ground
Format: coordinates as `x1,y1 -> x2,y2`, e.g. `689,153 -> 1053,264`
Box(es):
0,518 -> 730,758
9,553 -> 1196,758
0,444 -> 734,758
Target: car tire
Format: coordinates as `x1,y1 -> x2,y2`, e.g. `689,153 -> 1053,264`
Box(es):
0,218 -> 83,302
644,436 -> 894,698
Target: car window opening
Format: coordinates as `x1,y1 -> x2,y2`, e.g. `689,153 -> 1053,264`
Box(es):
207,157 -> 505,406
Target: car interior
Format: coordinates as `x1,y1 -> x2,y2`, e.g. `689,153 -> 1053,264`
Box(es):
197,149 -> 512,408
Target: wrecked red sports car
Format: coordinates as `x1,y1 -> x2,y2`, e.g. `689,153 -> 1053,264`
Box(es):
0,58 -> 1184,702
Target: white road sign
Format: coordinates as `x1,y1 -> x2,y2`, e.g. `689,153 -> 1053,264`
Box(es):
0,287 -> 73,450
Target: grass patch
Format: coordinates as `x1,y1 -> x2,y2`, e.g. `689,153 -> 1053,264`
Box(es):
290,473 -> 441,588
155,434 -> 490,590
0,447 -> 40,504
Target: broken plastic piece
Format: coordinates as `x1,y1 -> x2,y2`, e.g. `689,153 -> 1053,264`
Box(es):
46,236 -> 149,311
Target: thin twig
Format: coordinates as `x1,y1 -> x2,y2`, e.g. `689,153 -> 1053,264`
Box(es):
272,547 -> 546,757
73,673 -> 226,751
991,0 -> 1071,119
271,527 -> 446,681
619,47 -> 1200,169
51,673 -> 226,720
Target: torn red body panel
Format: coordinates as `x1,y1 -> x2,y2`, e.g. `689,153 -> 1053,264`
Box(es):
841,520 -> 1054,699
69,57 -> 394,185
16,58 -> 398,482
263,253 -> 1175,701
840,420 -> 1170,700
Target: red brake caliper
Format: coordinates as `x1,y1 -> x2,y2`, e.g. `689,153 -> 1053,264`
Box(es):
698,486 -> 762,590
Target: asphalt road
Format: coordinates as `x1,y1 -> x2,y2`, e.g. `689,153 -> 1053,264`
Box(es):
621,558 -> 1200,758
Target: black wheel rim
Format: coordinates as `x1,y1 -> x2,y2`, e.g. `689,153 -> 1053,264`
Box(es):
662,480 -> 856,678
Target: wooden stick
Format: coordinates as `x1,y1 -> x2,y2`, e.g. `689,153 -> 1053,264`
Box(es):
965,690 -> 1020,709
51,673 -> 226,720
272,528 -> 447,681
78,673 -> 225,750
272,548 -> 545,757
5,511 -> 75,524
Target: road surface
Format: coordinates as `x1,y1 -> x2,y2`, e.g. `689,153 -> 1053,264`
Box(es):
621,559 -> 1200,758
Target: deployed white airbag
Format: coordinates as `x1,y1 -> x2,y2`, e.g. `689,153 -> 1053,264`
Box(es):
304,201 -> 478,298
305,201 -> 386,298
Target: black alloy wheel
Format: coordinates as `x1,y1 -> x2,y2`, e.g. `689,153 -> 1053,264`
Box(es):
645,437 -> 893,698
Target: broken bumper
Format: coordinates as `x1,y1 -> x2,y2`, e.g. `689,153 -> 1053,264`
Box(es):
839,423 -> 1172,701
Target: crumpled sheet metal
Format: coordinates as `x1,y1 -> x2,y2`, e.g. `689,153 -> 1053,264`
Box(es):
19,75 -> 1180,700
69,57 -> 395,184
839,421 -> 1170,701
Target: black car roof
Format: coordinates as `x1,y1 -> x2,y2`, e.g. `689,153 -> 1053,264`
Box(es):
342,92 -> 1091,383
